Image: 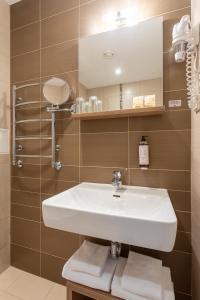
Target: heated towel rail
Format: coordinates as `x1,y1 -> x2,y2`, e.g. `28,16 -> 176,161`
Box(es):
12,83 -> 71,170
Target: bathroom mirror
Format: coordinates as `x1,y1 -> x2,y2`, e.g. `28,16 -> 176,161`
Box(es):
43,77 -> 71,106
78,16 -> 163,113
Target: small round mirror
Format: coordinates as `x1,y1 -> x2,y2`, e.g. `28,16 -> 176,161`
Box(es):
43,77 -> 71,105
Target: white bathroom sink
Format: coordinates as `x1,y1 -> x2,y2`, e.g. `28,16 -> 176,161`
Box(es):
42,182 -> 177,252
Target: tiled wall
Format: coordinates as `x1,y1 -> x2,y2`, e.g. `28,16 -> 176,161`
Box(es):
10,0 -> 191,299
191,0 -> 200,299
0,0 -> 10,272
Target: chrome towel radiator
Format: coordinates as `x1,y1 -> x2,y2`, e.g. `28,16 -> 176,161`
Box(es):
12,82 -> 72,170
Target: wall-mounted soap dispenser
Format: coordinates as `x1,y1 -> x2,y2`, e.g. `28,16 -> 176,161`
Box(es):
139,136 -> 149,170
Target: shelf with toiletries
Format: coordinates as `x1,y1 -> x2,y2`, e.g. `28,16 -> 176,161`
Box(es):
71,106 -> 165,120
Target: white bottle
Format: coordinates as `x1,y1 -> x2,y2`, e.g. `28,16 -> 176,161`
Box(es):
89,96 -> 98,112
139,136 -> 149,170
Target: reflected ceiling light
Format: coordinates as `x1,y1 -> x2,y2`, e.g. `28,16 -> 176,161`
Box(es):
115,68 -> 122,75
103,50 -> 115,59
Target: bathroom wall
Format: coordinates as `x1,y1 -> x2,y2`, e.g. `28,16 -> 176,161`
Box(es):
191,0 -> 200,299
10,1 -> 191,299
0,0 -> 10,272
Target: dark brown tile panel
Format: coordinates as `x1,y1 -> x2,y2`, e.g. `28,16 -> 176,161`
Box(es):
174,231 -> 191,253
11,190 -> 40,207
129,130 -> 190,170
57,134 -> 79,166
56,119 -> 79,135
168,190 -> 191,212
11,244 -> 40,276
11,217 -> 40,250
129,110 -> 191,131
164,90 -> 188,110
11,22 -> 40,56
80,166 -> 128,184
12,177 -> 40,193
11,204 -> 40,222
175,292 -> 191,300
11,0 -> 40,30
41,165 -> 79,182
41,179 -> 77,195
164,51 -> 186,91
41,0 -> 79,19
11,51 -> 40,83
41,41 -> 78,77
41,253 -> 66,285
81,133 -> 128,167
81,118 -> 128,133
130,169 -> 190,191
41,224 -> 79,259
176,211 -> 191,232
12,164 -> 40,179
41,9 -> 78,48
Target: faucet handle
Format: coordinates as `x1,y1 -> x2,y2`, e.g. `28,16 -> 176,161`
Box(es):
113,170 -> 122,179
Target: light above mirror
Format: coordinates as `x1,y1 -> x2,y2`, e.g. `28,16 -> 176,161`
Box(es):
43,77 -> 71,106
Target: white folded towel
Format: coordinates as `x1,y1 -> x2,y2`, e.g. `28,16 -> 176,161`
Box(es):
70,240 -> 110,277
62,256 -> 117,292
121,251 -> 162,300
112,258 -> 175,300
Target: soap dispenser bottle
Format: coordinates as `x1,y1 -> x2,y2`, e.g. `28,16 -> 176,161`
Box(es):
139,136 -> 149,170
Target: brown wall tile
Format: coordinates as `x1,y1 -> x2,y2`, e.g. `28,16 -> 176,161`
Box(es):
11,204 -> 40,222
168,190 -> 191,212
12,177 -> 40,193
11,0 -> 40,30
80,166 -> 128,184
130,169 -> 191,191
11,244 -> 40,276
129,110 -> 191,131
41,0 -> 79,19
175,232 -> 191,253
41,165 -> 79,182
81,118 -> 128,133
129,130 -> 191,170
11,217 -> 40,250
41,253 -> 66,285
41,179 -> 77,195
41,224 -> 79,259
11,190 -> 40,207
12,164 -> 40,179
11,51 -> 40,83
81,133 -> 128,167
41,41 -> 78,77
164,51 -> 186,91
11,22 -> 40,56
41,9 -> 78,48
176,211 -> 191,232
164,90 -> 188,110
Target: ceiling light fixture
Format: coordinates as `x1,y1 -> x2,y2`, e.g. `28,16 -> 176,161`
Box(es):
115,68 -> 122,75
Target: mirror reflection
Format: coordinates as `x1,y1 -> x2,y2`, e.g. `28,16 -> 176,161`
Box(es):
43,77 -> 71,106
78,16 -> 163,113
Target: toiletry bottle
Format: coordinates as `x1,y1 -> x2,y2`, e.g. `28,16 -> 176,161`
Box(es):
139,136 -> 149,170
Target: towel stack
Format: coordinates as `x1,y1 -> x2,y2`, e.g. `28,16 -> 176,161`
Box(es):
62,240 -> 117,292
111,251 -> 175,300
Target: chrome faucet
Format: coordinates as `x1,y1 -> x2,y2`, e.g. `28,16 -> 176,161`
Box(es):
112,170 -> 123,191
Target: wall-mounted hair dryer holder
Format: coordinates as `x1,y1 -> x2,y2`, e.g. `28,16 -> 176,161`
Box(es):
172,15 -> 200,113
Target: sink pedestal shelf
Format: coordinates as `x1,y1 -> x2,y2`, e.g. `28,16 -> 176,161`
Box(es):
67,280 -> 121,300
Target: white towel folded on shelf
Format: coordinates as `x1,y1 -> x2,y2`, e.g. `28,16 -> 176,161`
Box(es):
121,251 -> 163,300
112,257 -> 175,300
62,256 -> 117,292
70,240 -> 110,277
